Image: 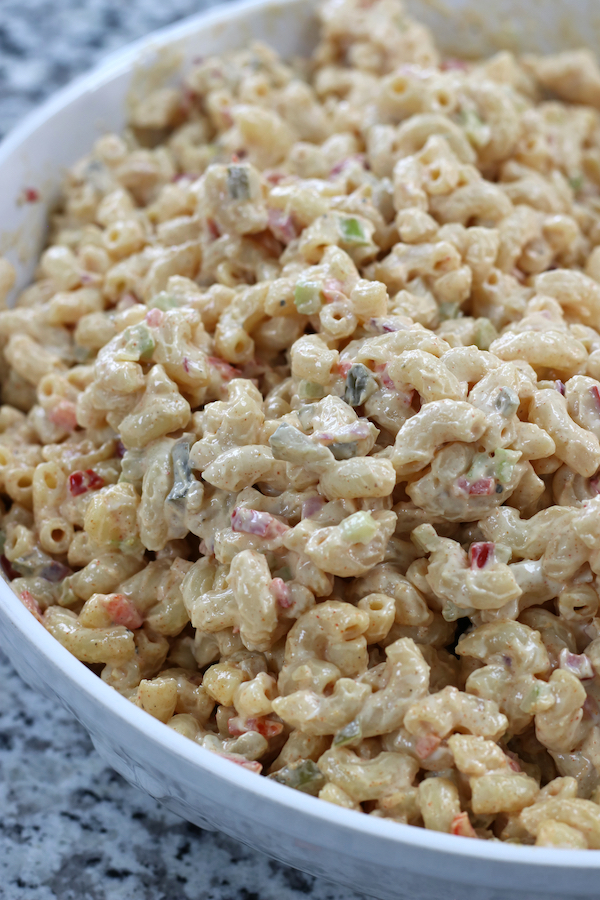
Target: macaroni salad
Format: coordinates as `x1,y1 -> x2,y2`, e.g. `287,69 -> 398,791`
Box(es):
6,0 -> 600,847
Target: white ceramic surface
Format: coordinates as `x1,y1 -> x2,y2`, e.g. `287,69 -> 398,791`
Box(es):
2,2 -> 600,897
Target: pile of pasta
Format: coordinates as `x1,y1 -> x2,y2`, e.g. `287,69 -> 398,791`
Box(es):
6,0 -> 600,847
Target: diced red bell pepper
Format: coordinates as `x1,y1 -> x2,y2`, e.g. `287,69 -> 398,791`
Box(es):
68,469 -> 105,497
451,812 -> 477,838
103,593 -> 143,630
468,542 -> 495,569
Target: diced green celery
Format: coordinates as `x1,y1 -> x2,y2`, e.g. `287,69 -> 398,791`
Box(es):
276,566 -> 292,582
333,719 -> 362,747
148,292 -> 180,311
438,302 -> 461,322
459,109 -> 491,149
269,759 -> 325,796
339,511 -> 378,544
494,386 -> 519,418
227,165 -> 251,200
344,363 -> 377,407
339,216 -> 368,244
294,280 -> 323,315
331,441 -> 358,460
494,448 -> 521,485
298,380 -> 326,401
123,324 -> 155,361
474,318 -> 497,351
465,452 -> 492,483
519,681 -> 554,715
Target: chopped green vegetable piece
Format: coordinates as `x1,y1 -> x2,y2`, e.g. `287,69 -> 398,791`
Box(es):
269,422 -> 332,466
459,109 -> 491,149
344,363 -> 377,407
339,216 -> 368,244
11,560 -> 34,577
119,447 -> 145,486
298,380 -> 326,401
269,759 -> 325,796
331,441 -> 358,460
494,448 -> 521,485
58,579 -> 78,608
113,536 -> 144,555
465,452 -> 492,483
333,719 -> 362,747
148,292 -> 181,311
227,165 -> 250,200
339,511 -> 378,544
570,175 -> 584,192
474,318 -> 497,351
297,405 -> 315,431
494,386 -> 520,417
294,280 -> 323,315
168,438 -> 193,501
442,600 -> 474,622
0,530 -> 5,556
123,324 -> 155,361
519,681 -> 554,715
438,302 -> 461,321
276,566 -> 292,582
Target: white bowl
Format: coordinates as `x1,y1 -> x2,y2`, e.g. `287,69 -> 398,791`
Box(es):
1,2 -> 600,897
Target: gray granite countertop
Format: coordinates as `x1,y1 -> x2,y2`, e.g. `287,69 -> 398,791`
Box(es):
0,651 -> 366,900
0,2 -> 368,898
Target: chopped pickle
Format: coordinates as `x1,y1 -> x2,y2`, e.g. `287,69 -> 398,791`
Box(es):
298,380 -> 326,401
168,438 -> 193,501
269,759 -> 325,796
269,422 -> 332,466
344,364 -> 377,407
227,165 -> 251,200
494,387 -> 520,417
333,719 -> 362,747
297,405 -> 315,431
330,441 -> 358,460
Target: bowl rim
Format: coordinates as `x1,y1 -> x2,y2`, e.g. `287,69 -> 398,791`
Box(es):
0,0 -> 599,871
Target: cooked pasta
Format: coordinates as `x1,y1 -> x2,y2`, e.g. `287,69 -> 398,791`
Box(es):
6,0 -> 600,845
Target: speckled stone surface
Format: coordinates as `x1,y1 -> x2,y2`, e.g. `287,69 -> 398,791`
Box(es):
0,3 -> 369,898
0,0 -> 231,139
0,651 -> 369,900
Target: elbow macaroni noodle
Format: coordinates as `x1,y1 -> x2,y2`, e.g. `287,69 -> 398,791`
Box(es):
7,0 -> 600,844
